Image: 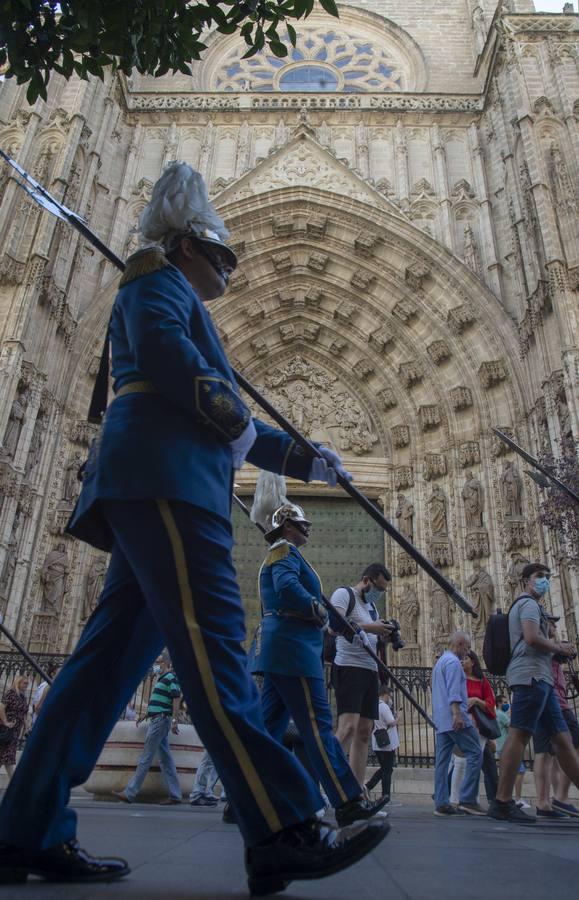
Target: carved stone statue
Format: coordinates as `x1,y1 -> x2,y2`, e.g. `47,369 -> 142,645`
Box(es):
83,556 -> 107,620
462,470 -> 484,529
428,485 -> 448,535
62,452 -> 83,504
40,542 -> 70,614
463,224 -> 481,276
2,384 -> 28,460
396,494 -> 414,543
506,552 -> 530,604
466,562 -> 495,634
501,461 -> 524,519
399,585 -> 419,644
25,411 -> 45,478
432,585 -> 452,640
0,538 -> 17,594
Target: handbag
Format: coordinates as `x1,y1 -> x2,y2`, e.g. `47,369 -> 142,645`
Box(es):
472,705 -> 500,740
374,727 -> 391,749
0,725 -> 14,746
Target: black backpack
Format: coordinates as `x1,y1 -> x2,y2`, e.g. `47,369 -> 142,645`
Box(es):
323,588 -> 356,664
483,595 -> 532,675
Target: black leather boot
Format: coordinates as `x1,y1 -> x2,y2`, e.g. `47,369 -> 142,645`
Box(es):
335,794 -> 389,827
0,840 -> 130,883
245,816 -> 389,896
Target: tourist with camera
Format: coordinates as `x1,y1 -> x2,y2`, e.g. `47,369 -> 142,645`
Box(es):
330,564 -> 393,787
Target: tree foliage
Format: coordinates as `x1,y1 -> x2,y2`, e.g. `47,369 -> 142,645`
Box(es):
537,437 -> 579,561
0,0 -> 339,105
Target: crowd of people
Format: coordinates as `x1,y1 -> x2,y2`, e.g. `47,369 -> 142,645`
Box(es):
432,562 -> 579,822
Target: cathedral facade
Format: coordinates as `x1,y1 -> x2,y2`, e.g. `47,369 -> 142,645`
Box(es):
0,1 -> 577,662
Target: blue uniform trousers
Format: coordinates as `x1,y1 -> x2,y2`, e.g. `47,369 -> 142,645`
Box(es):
0,500 -> 322,849
261,673 -> 361,810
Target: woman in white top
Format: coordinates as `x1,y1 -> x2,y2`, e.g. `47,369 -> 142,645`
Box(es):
366,687 -> 400,802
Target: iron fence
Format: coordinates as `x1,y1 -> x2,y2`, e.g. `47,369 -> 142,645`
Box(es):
2,652 -> 578,769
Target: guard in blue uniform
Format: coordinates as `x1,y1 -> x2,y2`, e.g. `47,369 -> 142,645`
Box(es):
0,163 -> 388,891
255,503 -> 388,827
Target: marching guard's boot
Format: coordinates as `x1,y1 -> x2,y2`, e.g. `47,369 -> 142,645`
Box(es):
245,816 -> 390,896
334,794 -> 389,827
0,840 -> 130,883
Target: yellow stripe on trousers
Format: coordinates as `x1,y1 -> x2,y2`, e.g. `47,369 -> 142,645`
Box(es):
299,676 -> 348,804
157,500 -> 282,833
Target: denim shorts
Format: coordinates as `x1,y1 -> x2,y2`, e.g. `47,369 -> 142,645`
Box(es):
510,679 -> 569,742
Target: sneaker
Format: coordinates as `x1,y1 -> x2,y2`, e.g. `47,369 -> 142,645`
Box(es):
515,799 -> 531,809
434,805 -> 461,817
457,802 -> 486,816
552,799 -> 579,818
190,796 -> 218,807
487,799 -> 536,824
334,795 -> 388,827
536,807 -> 569,819
111,791 -> 131,804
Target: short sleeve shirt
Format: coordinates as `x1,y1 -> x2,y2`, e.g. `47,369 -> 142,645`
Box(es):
331,587 -> 378,671
507,594 -> 553,688
147,671 -> 181,716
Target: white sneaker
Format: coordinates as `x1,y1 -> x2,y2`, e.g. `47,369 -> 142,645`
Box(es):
515,799 -> 531,809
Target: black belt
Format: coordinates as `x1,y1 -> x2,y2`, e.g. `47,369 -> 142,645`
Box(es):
264,609 -> 319,624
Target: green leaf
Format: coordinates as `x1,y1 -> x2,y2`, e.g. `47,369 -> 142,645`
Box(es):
268,39 -> 288,58
317,0 -> 339,17
286,23 -> 297,46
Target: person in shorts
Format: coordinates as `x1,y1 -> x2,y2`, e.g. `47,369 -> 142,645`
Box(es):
488,563 -> 579,823
330,564 -> 392,786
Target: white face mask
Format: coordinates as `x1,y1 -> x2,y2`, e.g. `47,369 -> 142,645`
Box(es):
152,664 -> 161,675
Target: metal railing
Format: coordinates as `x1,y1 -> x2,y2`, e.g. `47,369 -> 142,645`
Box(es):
2,652 -> 578,769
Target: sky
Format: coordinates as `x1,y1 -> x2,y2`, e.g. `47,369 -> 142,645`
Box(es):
534,1 -> 577,10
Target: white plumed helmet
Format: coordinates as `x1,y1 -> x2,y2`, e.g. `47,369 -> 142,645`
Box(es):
138,161 -> 237,270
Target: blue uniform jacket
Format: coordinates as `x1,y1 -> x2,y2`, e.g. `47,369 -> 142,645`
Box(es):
255,541 -> 324,679
67,251 -> 311,552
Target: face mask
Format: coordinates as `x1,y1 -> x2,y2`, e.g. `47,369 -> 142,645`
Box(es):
152,664 -> 161,675
534,577 -> 550,596
365,587 -> 383,605
501,703 -> 510,712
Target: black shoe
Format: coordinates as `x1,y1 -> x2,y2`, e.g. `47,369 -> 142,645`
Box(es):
246,816 -> 390,896
334,794 -> 388,827
0,840 -> 130,884
222,801 -> 237,824
536,807 -> 569,819
434,804 -> 462,817
487,799 -> 536,824
190,796 -> 218,807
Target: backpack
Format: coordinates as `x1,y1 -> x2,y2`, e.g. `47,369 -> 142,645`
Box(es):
323,587 -> 357,664
482,594 -> 533,675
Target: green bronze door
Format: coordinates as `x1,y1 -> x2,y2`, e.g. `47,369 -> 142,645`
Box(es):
232,496 -> 386,642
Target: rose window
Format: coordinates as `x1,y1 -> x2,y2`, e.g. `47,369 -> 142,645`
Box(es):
215,28 -> 405,93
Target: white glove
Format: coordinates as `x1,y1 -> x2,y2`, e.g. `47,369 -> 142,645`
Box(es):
230,419 -> 257,470
309,446 -> 352,487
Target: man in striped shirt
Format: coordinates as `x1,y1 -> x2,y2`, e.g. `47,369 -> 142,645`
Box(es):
115,653 -> 182,805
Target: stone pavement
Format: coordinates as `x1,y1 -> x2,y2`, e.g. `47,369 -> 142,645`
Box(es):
1,794 -> 578,899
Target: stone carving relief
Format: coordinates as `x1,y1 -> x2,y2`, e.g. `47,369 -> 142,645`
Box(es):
462,470 -> 484,529
258,356 -> 379,456
466,563 -> 495,636
506,553 -> 530,604
82,556 -> 107,621
399,584 -> 419,644
398,362 -> 423,388
432,585 -> 453,648
25,410 -> 46,478
491,428 -> 514,458
447,304 -> 475,334
427,341 -> 451,365
395,494 -> 414,543
394,466 -> 413,490
449,386 -> 473,411
479,360 -> 507,389
501,461 -> 524,519
391,425 -> 410,448
428,486 -> 448,536
61,452 -> 83,506
424,453 -> 447,481
418,404 -> 442,431
1,382 -> 29,461
377,388 -> 397,410
40,542 -> 70,614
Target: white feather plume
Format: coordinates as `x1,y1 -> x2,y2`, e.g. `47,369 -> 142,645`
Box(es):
251,472 -> 288,530
139,161 -> 229,250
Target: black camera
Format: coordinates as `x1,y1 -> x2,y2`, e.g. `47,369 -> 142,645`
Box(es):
384,618 -> 405,652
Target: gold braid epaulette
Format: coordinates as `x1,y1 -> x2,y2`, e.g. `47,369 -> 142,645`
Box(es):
119,247 -> 170,286
265,541 -> 291,566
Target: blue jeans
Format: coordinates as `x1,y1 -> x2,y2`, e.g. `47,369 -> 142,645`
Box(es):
125,715 -> 181,801
434,726 -> 482,807
189,749 -> 226,801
